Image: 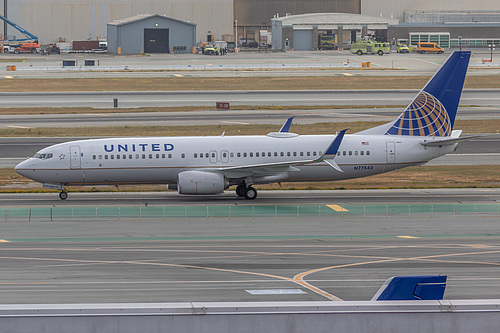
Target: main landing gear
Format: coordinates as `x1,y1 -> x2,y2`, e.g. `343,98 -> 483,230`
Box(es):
235,184 -> 257,200
59,190 -> 68,200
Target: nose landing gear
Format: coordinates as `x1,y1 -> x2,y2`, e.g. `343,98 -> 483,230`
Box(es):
59,190 -> 68,200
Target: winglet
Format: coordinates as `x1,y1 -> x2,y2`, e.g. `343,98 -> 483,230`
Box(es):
279,117 -> 295,133
371,275 -> 447,301
323,129 -> 347,157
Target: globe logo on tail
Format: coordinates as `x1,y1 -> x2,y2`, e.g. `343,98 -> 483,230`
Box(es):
386,91 -> 452,137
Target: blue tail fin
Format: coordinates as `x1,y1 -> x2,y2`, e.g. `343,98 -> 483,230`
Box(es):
372,275 -> 447,301
385,51 -> 471,137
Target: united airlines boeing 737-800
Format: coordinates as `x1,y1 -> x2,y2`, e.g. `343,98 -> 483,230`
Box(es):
16,51 -> 474,200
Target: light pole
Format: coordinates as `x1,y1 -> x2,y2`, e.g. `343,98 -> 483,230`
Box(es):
234,19 -> 238,50
458,36 -> 462,51
489,44 -> 495,62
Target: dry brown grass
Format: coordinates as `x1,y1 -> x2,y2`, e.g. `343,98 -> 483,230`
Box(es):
1,75 -> 499,92
0,119 -> 497,137
0,104 -> 407,115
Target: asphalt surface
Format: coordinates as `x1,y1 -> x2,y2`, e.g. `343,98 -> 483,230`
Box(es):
0,189 -> 499,304
0,89 -> 498,108
2,50 -> 500,78
0,50 -> 499,305
1,188 -> 499,206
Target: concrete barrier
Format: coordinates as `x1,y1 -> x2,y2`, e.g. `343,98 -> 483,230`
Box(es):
1,300 -> 500,333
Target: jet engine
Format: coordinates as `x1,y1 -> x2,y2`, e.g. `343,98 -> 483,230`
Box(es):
177,171 -> 228,195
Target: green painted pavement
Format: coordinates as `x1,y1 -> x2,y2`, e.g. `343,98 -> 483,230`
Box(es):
0,203 -> 497,221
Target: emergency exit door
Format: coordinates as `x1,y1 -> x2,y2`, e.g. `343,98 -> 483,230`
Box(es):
386,142 -> 396,164
70,146 -> 81,169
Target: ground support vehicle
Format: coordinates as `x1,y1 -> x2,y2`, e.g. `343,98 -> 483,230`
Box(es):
318,35 -> 335,50
40,44 -> 60,55
350,42 -> 391,55
0,14 -> 38,45
396,44 -> 409,53
416,42 -> 445,54
203,43 -> 220,55
12,42 -> 39,54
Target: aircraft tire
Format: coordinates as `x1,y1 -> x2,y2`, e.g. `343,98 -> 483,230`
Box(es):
236,185 -> 246,197
244,187 -> 257,200
59,191 -> 68,200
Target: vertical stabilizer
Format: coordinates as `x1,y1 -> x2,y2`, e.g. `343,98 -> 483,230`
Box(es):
385,51 -> 471,136
356,51 -> 471,136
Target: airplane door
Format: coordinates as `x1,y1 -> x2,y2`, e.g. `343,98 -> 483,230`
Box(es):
386,142 -> 396,164
70,146 -> 81,169
209,150 -> 217,163
221,150 -> 229,163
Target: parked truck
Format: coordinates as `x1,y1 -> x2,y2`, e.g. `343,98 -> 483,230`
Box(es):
318,35 -> 335,50
350,41 -> 391,55
11,42 -> 39,54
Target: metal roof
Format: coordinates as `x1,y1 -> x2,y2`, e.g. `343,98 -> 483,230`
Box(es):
272,13 -> 399,29
108,13 -> 196,27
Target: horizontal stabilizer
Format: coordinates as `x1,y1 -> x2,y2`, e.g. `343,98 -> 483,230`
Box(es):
372,275 -> 447,301
420,134 -> 484,147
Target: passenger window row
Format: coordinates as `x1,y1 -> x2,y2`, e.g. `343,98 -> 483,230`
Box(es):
92,150 -> 369,161
93,153 -> 173,160
193,151 -> 323,158
338,151 -> 371,156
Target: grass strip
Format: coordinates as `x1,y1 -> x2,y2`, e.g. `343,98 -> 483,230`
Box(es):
0,75 -> 499,92
0,119 -> 497,137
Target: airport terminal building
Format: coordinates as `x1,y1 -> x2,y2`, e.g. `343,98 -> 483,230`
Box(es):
2,1 -> 500,52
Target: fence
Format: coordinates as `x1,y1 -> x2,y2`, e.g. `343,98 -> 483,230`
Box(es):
12,62 -> 362,72
2,203 -> 499,222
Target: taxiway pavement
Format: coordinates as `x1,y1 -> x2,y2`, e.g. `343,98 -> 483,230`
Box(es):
0,89 -> 498,109
0,189 -> 499,304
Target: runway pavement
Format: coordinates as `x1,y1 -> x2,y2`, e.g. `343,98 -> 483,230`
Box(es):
0,89 -> 498,109
0,188 -> 498,207
0,189 -> 499,304
0,106 -> 499,129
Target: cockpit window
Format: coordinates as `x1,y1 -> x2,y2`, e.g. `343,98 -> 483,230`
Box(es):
33,153 -> 53,160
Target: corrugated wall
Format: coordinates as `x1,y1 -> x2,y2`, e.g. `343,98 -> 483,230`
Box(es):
361,0 -> 500,22
3,0 -> 232,44
234,0 -> 360,26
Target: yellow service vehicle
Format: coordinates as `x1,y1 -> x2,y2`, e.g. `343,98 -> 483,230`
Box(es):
203,43 -> 220,55
350,41 -> 391,56
396,43 -> 410,53
318,35 -> 335,50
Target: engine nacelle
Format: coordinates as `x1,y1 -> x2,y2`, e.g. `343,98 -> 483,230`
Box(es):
177,171 -> 228,195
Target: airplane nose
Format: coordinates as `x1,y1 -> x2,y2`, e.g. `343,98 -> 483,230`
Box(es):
15,159 -> 32,177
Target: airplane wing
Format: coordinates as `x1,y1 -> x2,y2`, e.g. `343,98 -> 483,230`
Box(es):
205,129 -> 347,179
279,116 -> 295,133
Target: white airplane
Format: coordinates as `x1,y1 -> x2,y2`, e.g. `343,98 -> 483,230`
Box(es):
16,51 -> 475,200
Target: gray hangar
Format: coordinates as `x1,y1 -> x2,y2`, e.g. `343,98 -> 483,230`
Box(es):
107,14 -> 196,54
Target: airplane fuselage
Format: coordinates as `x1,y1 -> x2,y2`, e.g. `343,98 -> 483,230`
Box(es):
15,133 -> 456,187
